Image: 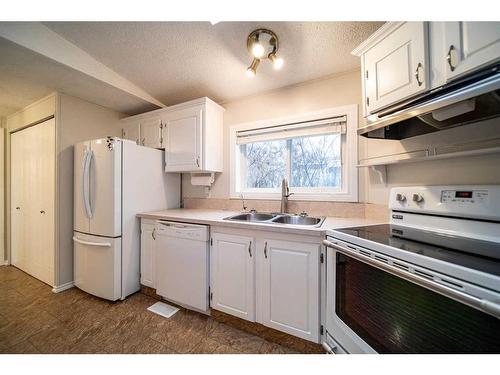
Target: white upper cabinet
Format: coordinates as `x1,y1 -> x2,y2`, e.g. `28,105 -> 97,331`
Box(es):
257,239 -> 320,342
355,22 -> 429,115
164,106 -> 203,172
122,121 -> 140,145
121,113 -> 163,148
140,116 -> 163,149
444,22 -> 500,81
164,98 -> 224,173
210,232 -> 255,322
121,97 -> 224,172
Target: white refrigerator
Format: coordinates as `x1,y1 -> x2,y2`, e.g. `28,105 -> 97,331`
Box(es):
73,137 -> 179,301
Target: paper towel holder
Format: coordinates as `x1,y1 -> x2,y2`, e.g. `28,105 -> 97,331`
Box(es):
190,172 -> 216,187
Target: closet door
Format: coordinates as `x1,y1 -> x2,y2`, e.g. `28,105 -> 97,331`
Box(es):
10,119 -> 55,286
10,129 -> 27,268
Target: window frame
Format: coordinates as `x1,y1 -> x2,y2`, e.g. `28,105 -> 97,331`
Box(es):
229,105 -> 358,202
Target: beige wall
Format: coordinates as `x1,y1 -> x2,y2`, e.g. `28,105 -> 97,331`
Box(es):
183,69 -> 500,209
182,70 -> 367,201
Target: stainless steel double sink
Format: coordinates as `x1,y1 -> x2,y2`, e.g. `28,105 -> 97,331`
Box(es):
223,212 -> 325,227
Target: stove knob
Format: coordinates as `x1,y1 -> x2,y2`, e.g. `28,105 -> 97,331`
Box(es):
395,193 -> 406,202
413,194 -> 424,203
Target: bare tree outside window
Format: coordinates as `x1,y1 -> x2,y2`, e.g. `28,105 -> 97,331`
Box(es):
243,140 -> 286,188
291,134 -> 341,188
241,133 -> 342,190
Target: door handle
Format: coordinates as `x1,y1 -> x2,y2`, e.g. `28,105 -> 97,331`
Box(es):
264,242 -> 268,259
447,45 -> 458,72
73,236 -> 111,247
415,62 -> 424,86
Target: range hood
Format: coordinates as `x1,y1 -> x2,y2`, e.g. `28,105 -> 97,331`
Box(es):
359,64 -> 500,139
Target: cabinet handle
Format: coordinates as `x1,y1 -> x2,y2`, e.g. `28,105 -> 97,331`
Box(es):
40,210 -> 45,214
248,241 -> 252,257
16,207 -> 20,210
264,241 -> 268,259
196,156 -> 200,167
447,45 -> 457,72
152,228 -> 156,240
415,62 -> 424,86
141,138 -> 145,146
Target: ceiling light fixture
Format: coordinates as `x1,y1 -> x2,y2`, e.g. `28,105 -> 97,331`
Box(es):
246,29 -> 283,77
246,58 -> 260,77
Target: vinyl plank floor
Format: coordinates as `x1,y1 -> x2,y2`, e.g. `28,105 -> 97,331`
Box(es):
0,266 -> 305,354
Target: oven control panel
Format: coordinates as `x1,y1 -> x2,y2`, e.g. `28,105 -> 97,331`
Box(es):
389,185 -> 500,221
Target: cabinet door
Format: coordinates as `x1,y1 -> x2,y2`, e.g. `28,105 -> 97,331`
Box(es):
140,116 -> 163,149
140,223 -> 156,288
364,22 -> 428,114
211,232 -> 255,321
258,239 -> 320,342
164,107 -> 203,172
444,22 -> 500,81
122,121 -> 140,144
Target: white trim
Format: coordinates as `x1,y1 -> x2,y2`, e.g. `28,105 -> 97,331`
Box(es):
52,281 -> 75,293
229,105 -> 359,202
2,260 -> 9,266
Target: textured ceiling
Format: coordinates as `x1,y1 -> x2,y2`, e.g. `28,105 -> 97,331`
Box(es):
44,22 -> 383,106
0,22 -> 383,117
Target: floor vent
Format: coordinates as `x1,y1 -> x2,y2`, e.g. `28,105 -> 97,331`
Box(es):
147,301 -> 180,319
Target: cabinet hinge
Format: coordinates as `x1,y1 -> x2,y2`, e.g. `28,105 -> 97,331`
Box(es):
365,70 -> 369,79
320,325 -> 324,335
366,97 -> 370,106
320,253 -> 324,264
210,238 -> 213,246
209,287 -> 213,301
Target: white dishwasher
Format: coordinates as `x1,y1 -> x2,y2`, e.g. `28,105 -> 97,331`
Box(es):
155,220 -> 210,313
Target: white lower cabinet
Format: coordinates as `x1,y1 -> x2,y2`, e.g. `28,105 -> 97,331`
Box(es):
257,239 -> 320,342
140,220 -> 156,288
210,232 -> 255,321
210,229 -> 322,343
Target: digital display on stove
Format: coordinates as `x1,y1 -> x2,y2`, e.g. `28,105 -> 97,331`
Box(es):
455,191 -> 473,199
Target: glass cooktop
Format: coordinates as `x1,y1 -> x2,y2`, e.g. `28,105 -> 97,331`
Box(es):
334,224 -> 500,277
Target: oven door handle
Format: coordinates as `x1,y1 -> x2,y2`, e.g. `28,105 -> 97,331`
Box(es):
323,239 -> 500,319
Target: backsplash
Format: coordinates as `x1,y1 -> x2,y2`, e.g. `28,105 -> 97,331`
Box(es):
183,198 -> 389,221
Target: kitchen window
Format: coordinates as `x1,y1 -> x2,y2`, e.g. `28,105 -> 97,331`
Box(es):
230,105 -> 358,201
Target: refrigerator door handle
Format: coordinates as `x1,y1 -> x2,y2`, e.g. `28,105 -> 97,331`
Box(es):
81,150 -> 92,219
73,236 -> 111,247
86,150 -> 95,218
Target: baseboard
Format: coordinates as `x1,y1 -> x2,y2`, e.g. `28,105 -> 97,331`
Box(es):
52,281 -> 75,293
2,259 -> 9,266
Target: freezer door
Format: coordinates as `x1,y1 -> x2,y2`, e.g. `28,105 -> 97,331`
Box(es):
73,232 -> 122,301
74,141 -> 91,233
89,138 -> 122,237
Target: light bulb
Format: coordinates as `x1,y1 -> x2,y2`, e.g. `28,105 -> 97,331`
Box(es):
251,42 -> 265,58
269,53 -> 284,70
246,67 -> 256,77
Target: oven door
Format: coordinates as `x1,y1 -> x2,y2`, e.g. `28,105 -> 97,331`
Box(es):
324,237 -> 500,354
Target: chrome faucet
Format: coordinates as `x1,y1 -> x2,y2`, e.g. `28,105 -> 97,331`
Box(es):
280,178 -> 293,214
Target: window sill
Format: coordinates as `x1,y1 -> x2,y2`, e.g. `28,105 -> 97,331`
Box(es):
231,191 -> 359,203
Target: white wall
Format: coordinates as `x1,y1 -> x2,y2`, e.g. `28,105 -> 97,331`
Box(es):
183,70 -> 500,206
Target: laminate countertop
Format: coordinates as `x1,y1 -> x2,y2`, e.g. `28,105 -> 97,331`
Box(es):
137,208 -> 383,237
